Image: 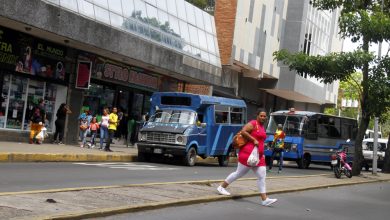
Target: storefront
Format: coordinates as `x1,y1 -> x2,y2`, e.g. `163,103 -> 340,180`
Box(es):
77,53 -> 159,121
0,26 -> 70,134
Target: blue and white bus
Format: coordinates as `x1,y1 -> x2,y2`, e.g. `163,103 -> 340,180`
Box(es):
137,92 -> 247,166
264,109 -> 358,169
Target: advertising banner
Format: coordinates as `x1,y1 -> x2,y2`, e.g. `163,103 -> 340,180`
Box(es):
0,26 -> 68,83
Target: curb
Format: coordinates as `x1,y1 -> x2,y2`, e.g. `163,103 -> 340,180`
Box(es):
0,153 -> 136,162
37,177 -> 390,220
0,153 -> 237,163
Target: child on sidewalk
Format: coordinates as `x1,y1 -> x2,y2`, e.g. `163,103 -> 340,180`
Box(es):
89,117 -> 99,148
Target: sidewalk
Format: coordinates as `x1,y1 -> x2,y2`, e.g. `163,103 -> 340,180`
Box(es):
0,173 -> 389,220
0,141 -> 138,162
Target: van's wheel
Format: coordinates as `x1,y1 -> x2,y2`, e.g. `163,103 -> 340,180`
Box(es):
183,147 -> 197,166
297,154 -> 311,169
138,152 -> 150,162
218,155 -> 229,167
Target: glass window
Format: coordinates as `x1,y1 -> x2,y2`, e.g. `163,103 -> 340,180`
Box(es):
144,0 -> 156,6
122,17 -> 137,32
179,21 -> 190,43
211,14 -> 216,34
0,75 -> 10,128
78,0 -> 95,18
108,0 -> 123,15
188,25 -> 199,47
60,0 -> 78,12
158,10 -> 169,27
214,36 -> 219,54
176,0 -> 187,20
94,6 -> 110,24
110,12 -> 124,28
169,15 -> 180,37
209,54 -> 217,66
7,75 -> 28,130
146,3 -> 158,19
200,49 -> 209,62
167,0 -> 177,16
134,0 -> 147,20
156,0 -> 167,12
203,12 -> 213,33
122,0 -> 135,18
215,105 -> 229,124
93,0 -> 108,9
185,2 -> 196,25
198,29 -> 208,51
194,7 -> 204,29
206,33 -> 215,53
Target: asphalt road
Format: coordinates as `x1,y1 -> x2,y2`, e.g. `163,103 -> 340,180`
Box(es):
98,182 -> 390,220
0,162 -> 331,192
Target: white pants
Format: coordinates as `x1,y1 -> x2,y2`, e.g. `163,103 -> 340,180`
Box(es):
225,162 -> 267,193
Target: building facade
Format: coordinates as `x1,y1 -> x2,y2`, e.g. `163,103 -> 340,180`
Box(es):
215,0 -> 342,117
0,0 -> 236,143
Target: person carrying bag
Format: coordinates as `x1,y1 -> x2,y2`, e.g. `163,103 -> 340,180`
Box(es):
217,109 -> 277,206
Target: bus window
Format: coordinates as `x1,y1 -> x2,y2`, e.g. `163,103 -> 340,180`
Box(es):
285,116 -> 301,136
266,115 -> 286,134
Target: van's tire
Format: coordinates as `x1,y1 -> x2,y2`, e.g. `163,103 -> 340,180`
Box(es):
137,152 -> 150,162
297,154 -> 311,169
218,155 -> 229,167
183,147 -> 197,166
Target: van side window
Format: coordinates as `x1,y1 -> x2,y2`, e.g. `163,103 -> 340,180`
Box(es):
230,107 -> 244,124
215,105 -> 229,124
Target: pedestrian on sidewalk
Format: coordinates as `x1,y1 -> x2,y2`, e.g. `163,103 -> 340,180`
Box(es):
99,108 -> 110,150
52,103 -> 72,145
89,117 -> 99,148
105,107 -> 118,152
269,124 -> 286,173
29,98 -> 46,144
217,109 -> 277,206
79,111 -> 89,148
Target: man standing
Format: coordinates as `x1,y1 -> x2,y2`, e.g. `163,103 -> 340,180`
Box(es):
105,107 -> 118,152
269,124 -> 286,173
29,99 -> 46,144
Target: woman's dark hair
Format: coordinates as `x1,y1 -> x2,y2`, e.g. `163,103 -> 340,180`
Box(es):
56,103 -> 67,117
256,108 -> 267,116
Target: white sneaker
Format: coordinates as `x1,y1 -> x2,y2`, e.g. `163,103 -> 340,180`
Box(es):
261,198 -> 278,206
217,186 -> 231,196
91,144 -> 95,149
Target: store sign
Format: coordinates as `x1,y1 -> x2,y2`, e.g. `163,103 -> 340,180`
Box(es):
0,26 -> 67,82
79,53 -> 158,90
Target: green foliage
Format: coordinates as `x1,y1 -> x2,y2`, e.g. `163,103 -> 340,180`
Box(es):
185,0 -> 208,9
274,0 -> 390,174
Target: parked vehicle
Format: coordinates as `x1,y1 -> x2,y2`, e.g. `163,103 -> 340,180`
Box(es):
331,144 -> 353,178
361,138 -> 388,171
137,92 -> 247,166
264,109 -> 358,169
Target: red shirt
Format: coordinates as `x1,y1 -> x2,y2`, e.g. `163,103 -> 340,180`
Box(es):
89,122 -> 100,131
238,120 -> 266,167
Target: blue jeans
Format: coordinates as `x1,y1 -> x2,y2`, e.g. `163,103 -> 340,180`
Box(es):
100,126 -> 109,148
269,148 -> 284,171
79,129 -> 87,146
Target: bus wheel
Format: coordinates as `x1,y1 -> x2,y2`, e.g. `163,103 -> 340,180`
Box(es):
218,155 -> 229,167
183,147 -> 197,166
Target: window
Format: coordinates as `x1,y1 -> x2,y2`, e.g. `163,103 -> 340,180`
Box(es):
318,115 -> 341,138
230,107 -> 244,124
215,105 -> 229,124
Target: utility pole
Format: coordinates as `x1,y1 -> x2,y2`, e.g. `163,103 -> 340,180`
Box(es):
373,0 -> 384,175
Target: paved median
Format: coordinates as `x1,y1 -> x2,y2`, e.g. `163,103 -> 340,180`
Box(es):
0,173 -> 388,220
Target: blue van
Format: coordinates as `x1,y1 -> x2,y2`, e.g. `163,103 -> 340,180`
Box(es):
137,92 -> 247,166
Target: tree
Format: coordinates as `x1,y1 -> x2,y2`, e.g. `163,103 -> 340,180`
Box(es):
325,72 -> 362,119
274,0 -> 390,175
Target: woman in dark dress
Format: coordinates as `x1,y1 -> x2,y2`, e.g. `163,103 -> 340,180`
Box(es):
52,103 -> 71,144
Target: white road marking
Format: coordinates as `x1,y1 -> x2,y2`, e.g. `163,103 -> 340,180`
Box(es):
73,162 -> 180,171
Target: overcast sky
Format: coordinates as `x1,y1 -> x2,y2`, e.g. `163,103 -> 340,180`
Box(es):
343,38 -> 390,56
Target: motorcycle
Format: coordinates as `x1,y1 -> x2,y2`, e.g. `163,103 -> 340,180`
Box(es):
331,147 -> 352,179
